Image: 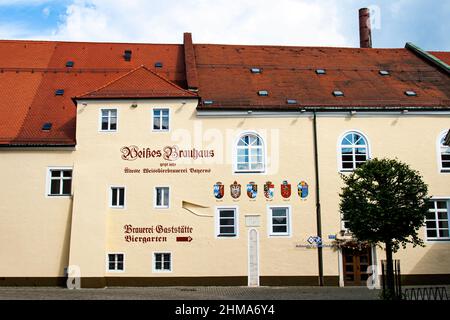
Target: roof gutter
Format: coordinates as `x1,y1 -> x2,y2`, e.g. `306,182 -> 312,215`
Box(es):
405,42 -> 450,75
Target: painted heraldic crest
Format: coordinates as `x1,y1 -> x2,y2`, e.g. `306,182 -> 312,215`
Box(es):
264,181 -> 274,199
230,181 -> 241,199
281,180 -> 291,198
214,182 -> 224,199
246,182 -> 258,199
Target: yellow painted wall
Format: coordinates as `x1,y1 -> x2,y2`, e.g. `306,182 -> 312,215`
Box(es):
0,99 -> 449,282
0,150 -> 74,276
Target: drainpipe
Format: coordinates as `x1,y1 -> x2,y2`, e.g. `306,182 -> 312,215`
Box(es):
313,110 -> 324,286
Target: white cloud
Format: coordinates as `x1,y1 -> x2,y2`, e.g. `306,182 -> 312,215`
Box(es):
42,6 -> 50,17
50,0 -> 351,46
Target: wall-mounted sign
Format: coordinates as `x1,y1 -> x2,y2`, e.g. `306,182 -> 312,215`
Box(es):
245,215 -> 261,227
230,181 -> 241,199
264,181 -> 274,200
123,224 -> 193,244
298,181 -> 309,199
247,182 -> 258,199
121,145 -> 215,161
214,182 -> 224,199
281,180 -> 291,198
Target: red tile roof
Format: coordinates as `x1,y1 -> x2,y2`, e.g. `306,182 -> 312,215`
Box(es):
430,51 -> 450,65
0,37 -> 449,146
194,45 -> 450,110
0,40 -> 186,146
76,65 -> 197,99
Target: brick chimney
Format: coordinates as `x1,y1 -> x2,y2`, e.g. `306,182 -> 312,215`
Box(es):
359,8 -> 372,48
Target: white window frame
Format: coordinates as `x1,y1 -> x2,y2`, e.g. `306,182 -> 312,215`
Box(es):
425,198 -> 450,242
106,252 -> 125,273
152,252 -> 173,273
110,185 -> 126,209
46,167 -> 73,197
337,130 -> 371,172
99,108 -> 118,132
267,205 -> 292,237
233,131 -> 266,174
437,130 -> 450,174
154,186 -> 170,209
152,108 -> 170,132
215,206 -> 239,238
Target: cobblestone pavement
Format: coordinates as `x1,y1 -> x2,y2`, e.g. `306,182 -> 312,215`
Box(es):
0,286 -> 382,300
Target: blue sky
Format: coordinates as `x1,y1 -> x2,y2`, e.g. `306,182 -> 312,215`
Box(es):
0,0 -> 448,50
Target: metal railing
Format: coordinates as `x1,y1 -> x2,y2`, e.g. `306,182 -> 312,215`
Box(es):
403,287 -> 449,301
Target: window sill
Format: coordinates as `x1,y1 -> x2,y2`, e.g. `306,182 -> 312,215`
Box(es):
47,194 -> 72,197
269,234 -> 291,237
234,171 -> 265,174
217,234 -> 237,238
426,239 -> 450,243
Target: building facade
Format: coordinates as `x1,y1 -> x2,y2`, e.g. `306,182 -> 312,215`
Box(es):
0,33 -> 449,288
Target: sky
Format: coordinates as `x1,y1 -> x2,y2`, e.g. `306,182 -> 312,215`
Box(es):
0,0 -> 448,50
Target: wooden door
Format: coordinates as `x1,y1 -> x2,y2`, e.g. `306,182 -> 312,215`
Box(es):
343,247 -> 372,286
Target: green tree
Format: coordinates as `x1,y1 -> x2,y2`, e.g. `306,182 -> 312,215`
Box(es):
339,158 -> 429,299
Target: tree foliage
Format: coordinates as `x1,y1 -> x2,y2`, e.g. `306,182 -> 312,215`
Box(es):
340,158 -> 429,252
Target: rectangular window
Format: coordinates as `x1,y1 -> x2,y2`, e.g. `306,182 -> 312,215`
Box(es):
153,108 -> 169,131
100,109 -> 117,131
107,253 -> 124,271
155,187 -> 170,208
441,153 -> 450,172
217,208 -> 237,237
48,169 -> 72,196
426,200 -> 450,241
268,206 -> 291,236
110,187 -> 125,208
154,252 -> 171,272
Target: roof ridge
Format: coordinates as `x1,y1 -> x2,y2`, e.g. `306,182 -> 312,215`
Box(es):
138,65 -> 196,96
76,65 -> 144,98
76,65 -> 196,99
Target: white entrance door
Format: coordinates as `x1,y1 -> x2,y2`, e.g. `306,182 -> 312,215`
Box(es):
248,228 -> 259,287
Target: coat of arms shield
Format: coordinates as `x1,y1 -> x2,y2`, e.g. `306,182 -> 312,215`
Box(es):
298,181 -> 309,199
230,181 -> 241,199
264,181 -> 274,199
246,182 -> 258,199
281,180 -> 291,198
214,182 -> 224,199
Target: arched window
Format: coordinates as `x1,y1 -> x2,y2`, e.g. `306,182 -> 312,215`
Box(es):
439,131 -> 450,172
340,131 -> 369,171
235,133 -> 265,172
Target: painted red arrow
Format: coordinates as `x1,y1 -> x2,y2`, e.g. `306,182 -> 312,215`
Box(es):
176,236 -> 193,242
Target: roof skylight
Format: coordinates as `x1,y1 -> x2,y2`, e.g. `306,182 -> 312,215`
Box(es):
405,90 -> 417,97
251,68 -> 262,74
379,70 -> 390,76
286,99 -> 297,104
333,90 -> 344,97
155,62 -> 163,68
124,50 -> 132,61
65,61 -> 74,68
316,69 -> 326,75
258,90 -> 269,96
55,89 -> 65,96
42,123 -> 52,131
203,100 -> 214,105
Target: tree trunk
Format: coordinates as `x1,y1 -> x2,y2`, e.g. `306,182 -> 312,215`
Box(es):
385,241 -> 396,299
